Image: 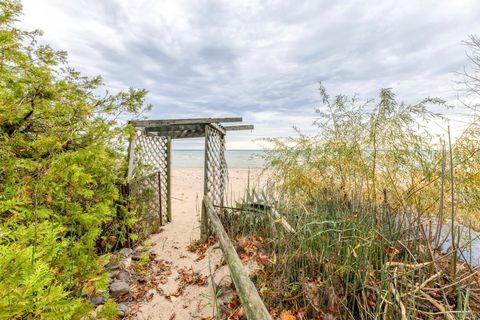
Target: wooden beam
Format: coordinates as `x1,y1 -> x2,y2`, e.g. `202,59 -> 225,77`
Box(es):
145,124 -> 205,132
130,117 -> 243,128
203,196 -> 272,320
209,122 -> 226,135
224,125 -> 254,131
149,132 -> 205,139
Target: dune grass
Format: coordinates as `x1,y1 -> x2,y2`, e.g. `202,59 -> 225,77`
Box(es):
220,86 -> 480,319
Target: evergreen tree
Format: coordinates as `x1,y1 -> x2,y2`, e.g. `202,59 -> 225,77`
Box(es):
0,1 -> 149,318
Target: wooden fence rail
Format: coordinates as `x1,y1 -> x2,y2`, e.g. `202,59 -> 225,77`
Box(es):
202,196 -> 272,320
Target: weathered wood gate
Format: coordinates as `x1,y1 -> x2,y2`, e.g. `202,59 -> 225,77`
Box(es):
127,117 -> 253,240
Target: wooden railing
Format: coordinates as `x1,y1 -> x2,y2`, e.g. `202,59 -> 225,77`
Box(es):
202,196 -> 272,320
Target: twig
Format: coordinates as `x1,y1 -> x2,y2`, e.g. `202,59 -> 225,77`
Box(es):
418,290 -> 455,320
389,267 -> 407,320
448,126 -> 457,288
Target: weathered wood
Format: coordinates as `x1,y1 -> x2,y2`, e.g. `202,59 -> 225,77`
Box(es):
149,131 -> 206,139
166,137 -> 172,222
201,125 -> 210,242
127,135 -> 137,179
224,125 -> 254,131
130,117 -> 254,235
203,196 -> 272,320
271,208 -> 296,234
158,171 -> 163,225
130,117 -> 242,127
209,122 -> 226,135
241,202 -> 296,234
145,124 -> 206,139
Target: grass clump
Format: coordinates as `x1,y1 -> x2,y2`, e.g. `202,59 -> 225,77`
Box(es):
222,84 -> 480,319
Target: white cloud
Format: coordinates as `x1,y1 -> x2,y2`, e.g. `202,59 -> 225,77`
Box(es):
19,0 -> 480,148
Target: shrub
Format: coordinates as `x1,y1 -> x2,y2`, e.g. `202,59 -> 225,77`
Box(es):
0,1 -> 149,318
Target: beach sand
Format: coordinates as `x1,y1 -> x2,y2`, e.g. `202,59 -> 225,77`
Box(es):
133,168 -> 264,319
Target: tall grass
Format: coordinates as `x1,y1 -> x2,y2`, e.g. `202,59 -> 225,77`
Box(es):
222,86 -> 480,319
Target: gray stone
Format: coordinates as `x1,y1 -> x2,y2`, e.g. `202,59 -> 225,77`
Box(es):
90,296 -> 105,305
117,271 -> 129,281
99,254 -> 110,267
119,248 -> 133,258
105,261 -> 120,270
109,281 -> 130,297
120,257 -> 132,269
117,303 -> 128,317
108,270 -> 119,281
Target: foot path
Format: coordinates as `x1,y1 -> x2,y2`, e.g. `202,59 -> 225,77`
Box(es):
132,168 -> 259,319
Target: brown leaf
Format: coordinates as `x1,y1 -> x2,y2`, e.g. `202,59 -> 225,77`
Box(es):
256,253 -> 269,266
280,310 -> 296,320
327,286 -> 340,314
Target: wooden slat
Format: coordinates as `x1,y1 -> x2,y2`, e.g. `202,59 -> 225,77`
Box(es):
203,196 -> 272,320
224,125 -> 254,131
130,117 -> 242,127
145,124 -> 206,139
147,131 -> 205,139
166,137 -> 172,222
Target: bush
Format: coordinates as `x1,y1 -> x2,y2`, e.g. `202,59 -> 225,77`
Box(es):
0,1 -> 149,318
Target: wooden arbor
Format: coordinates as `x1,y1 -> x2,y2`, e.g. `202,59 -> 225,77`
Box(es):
127,117 -> 253,238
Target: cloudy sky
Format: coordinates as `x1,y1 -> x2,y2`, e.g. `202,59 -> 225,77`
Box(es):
20,0 -> 480,149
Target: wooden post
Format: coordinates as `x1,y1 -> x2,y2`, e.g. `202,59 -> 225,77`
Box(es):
158,171 -> 163,226
203,196 -> 272,320
127,133 -> 137,180
200,125 -> 210,242
166,137 -> 172,222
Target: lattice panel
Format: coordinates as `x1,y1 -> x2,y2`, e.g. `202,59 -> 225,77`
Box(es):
129,134 -> 170,237
135,134 -> 168,176
128,122 -> 230,241
205,125 -> 228,209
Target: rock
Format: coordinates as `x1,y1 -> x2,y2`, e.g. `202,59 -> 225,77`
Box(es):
119,248 -> 133,258
90,296 -> 105,305
109,281 -> 130,297
117,303 -> 128,317
99,254 -> 110,267
105,261 -> 120,271
120,257 -> 132,269
117,271 -> 129,281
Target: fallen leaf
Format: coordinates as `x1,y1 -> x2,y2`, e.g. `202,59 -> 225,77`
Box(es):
280,310 -> 296,320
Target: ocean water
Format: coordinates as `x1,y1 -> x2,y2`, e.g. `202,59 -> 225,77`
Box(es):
172,150 -> 266,168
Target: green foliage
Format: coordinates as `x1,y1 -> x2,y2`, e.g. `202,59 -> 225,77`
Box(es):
247,81 -> 480,318
96,299 -> 118,320
0,1 -> 149,318
264,83 -> 480,224
229,187 -> 477,319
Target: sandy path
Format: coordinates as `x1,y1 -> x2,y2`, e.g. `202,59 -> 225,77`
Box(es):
133,168 -> 263,320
